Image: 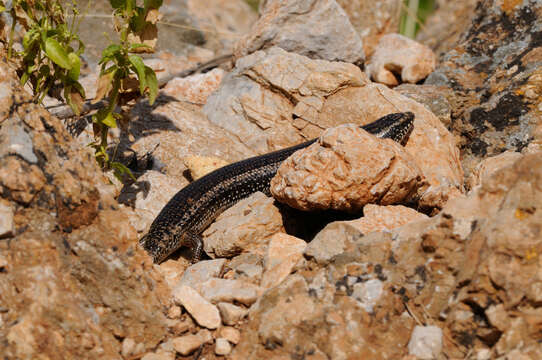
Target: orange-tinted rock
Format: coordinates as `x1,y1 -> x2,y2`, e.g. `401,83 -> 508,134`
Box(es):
271,124 -> 426,212
366,34 -> 436,86
348,204 -> 429,234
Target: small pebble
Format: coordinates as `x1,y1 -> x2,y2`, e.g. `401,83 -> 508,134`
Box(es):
215,338 -> 232,356
172,285 -> 221,329
121,337 -> 136,357
217,302 -> 248,325
219,326 -> 241,344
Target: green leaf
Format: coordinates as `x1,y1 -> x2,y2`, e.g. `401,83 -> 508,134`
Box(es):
67,53 -> 81,80
23,29 -> 39,49
20,71 -> 30,86
144,0 -> 163,10
109,0 -> 125,9
102,112 -> 117,128
144,65 -> 158,105
44,38 -> 72,69
128,55 -> 146,95
101,44 -> 122,62
129,43 -> 152,52
111,161 -> 136,181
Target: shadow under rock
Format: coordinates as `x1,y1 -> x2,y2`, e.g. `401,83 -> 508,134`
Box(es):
277,202 -> 363,242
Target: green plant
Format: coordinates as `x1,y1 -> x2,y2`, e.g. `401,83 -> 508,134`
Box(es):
91,0 -> 161,180
2,0 -> 85,114
1,0 -> 162,181
399,0 -> 435,38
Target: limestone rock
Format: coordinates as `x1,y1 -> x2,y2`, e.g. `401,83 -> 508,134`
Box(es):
467,151 -> 523,190
0,200 -> 14,239
317,83 -> 464,208
336,0 -> 402,57
204,47 -> 368,155
171,329 -> 213,356
176,259 -> 226,289
215,338 -> 232,355
271,124 -> 426,212
0,54 -> 169,359
217,302 -> 249,325
203,192 -> 284,258
261,233 -> 307,289
197,278 -> 262,306
235,0 -> 364,64
172,285 -> 221,329
424,0 -> 542,176
183,154 -> 229,180
219,326 -> 241,344
366,34 -> 436,86
128,99 -> 254,182
162,68 -> 225,104
347,204 -> 429,234
119,170 -> 185,233
407,326 -> 443,360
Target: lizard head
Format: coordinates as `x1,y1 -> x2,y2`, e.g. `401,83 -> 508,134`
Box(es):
362,112 -> 415,145
139,224 -> 182,263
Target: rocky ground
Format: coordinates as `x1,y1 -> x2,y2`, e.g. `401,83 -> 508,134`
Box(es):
1,0 -> 542,359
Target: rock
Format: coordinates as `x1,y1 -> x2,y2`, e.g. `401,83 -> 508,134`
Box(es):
317,83 -> 464,208
304,220 -> 364,264
234,0 -> 364,64
171,329 -> 213,356
172,285 -> 221,329
407,325 -> 443,360
0,155 -> 46,205
271,124 -> 426,211
217,302 -> 249,325
0,117 -> 38,163
336,0 -> 402,57
0,200 -> 14,239
346,204 -> 429,234
215,338 -> 232,356
0,54 -> 169,359
158,259 -> 190,289
120,170 -> 186,234
467,151 -> 523,190
229,253 -> 264,283
183,154 -> 229,180
166,305 -> 182,319
197,278 -> 262,306
219,326 -> 241,344
366,34 -> 436,86
141,352 -> 175,360
162,68 -> 225,105
351,279 -> 384,313
424,0 -> 542,176
128,98 -> 253,183
203,192 -> 284,258
395,84 -> 453,128
186,0 -> 257,53
122,338 -> 137,358
261,233 -> 307,289
176,259 -> 226,289
204,47 -> 368,155
416,0 -> 478,55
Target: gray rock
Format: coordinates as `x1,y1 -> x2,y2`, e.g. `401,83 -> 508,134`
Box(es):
203,192 -> 283,259
407,325 -> 443,360
203,47 -> 368,155
0,117 -> 37,164
217,302 -> 249,325
214,338 -> 232,356
176,259 -> 226,289
197,278 -> 262,306
235,0 -> 364,64
304,221 -> 364,264
172,285 -> 221,329
0,200 -> 14,239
